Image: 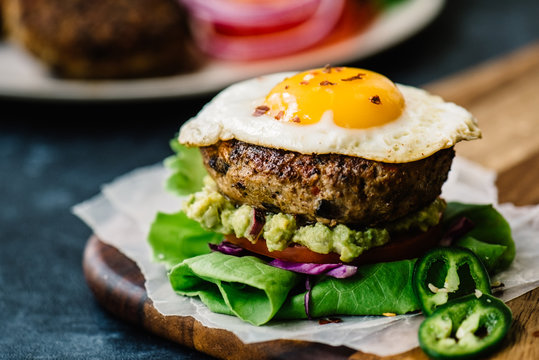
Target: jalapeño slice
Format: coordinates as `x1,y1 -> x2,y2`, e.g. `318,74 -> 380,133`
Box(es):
413,247 -> 491,316
418,294 -> 512,360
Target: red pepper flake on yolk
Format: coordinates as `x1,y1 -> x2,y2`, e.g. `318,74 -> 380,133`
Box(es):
253,105 -> 269,116
292,116 -> 301,123
370,95 -> 382,105
275,111 -> 285,120
320,80 -> 336,86
264,67 -> 404,128
341,73 -> 365,81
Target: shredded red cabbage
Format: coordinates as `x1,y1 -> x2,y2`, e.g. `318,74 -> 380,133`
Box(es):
440,216 -> 475,246
304,276 -> 313,319
208,241 -> 246,256
268,259 -> 357,279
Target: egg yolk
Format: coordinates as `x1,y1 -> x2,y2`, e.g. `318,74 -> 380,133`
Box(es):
262,66 -> 405,129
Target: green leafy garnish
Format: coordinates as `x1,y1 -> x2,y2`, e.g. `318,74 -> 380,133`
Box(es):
169,252 -> 299,326
277,259 -> 420,319
443,203 -> 515,274
455,236 -> 507,274
164,140 -> 208,196
148,211 -> 223,269
168,254 -> 420,324
147,197 -> 515,324
149,211 -> 422,323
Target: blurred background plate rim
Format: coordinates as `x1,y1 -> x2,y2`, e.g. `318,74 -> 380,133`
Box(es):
0,0 -> 444,102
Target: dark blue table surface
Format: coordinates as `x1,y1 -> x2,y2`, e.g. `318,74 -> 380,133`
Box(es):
1,0 -> 538,358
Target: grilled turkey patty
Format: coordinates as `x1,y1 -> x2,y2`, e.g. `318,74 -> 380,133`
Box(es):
200,140 -> 454,227
3,0 -> 201,78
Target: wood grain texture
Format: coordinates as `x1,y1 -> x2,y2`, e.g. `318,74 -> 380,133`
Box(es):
496,147 -> 539,206
424,42 -> 539,173
82,42 -> 539,359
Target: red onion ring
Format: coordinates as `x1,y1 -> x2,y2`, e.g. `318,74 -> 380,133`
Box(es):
180,0 -> 321,35
187,0 -> 346,60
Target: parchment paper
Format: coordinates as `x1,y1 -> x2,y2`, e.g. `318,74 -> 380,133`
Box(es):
73,156 -> 539,356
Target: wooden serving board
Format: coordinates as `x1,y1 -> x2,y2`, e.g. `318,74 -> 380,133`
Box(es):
83,42 -> 539,359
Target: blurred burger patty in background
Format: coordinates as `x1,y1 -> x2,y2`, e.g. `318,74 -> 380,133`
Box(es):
1,0 -> 203,78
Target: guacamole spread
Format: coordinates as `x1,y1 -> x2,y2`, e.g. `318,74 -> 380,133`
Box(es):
183,177 -> 446,262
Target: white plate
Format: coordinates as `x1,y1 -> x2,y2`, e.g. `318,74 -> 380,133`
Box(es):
0,0 -> 444,101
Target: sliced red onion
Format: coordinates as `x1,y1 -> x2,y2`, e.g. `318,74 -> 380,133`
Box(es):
188,0 -> 346,60
248,208 -> 266,239
440,217 -> 475,246
209,241 -> 246,256
268,259 -> 357,279
180,0 -> 320,36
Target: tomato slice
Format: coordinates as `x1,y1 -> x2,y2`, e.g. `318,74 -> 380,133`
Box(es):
226,221 -> 443,265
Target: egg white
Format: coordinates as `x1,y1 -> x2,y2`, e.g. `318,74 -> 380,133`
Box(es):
179,72 -> 481,163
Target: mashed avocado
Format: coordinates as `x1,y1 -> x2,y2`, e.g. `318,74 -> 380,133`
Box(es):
183,177 -> 446,262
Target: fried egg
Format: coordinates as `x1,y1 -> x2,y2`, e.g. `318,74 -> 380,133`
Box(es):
179,67 -> 481,163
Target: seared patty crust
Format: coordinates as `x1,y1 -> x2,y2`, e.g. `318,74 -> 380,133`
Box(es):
3,0 -> 202,78
201,140 -> 455,227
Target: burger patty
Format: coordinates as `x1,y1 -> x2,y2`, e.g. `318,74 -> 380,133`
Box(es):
201,140 -> 455,227
3,0 -> 202,78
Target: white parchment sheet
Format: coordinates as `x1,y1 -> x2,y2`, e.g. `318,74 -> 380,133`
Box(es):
73,156 -> 539,356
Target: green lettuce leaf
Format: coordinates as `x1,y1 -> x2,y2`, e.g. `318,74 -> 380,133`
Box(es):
167,252 -> 420,324
443,202 -> 515,274
148,211 -> 223,269
277,259 -> 419,319
169,252 -> 299,325
148,201 -> 515,325
455,236 -> 507,274
164,140 -> 207,196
